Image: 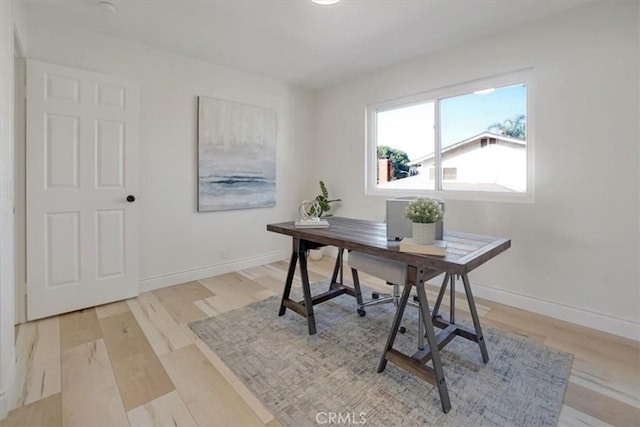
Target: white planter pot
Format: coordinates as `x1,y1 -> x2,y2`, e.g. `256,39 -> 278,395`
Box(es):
412,222 -> 436,245
309,248 -> 323,261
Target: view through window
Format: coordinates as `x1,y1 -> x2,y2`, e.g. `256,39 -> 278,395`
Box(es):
372,79 -> 528,195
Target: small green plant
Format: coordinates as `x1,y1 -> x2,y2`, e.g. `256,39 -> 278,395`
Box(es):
404,198 -> 443,224
314,181 -> 341,217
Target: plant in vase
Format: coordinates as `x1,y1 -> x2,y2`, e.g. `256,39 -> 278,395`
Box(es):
309,181 -> 341,260
312,180 -> 341,217
404,198 -> 444,245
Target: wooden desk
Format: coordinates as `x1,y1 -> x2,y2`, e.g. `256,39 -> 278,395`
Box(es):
266,217 -> 511,413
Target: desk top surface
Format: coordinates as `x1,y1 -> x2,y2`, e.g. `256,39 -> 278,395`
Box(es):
267,216 -> 511,274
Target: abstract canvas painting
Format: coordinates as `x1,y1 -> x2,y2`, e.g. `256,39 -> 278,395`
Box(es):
197,96 -> 277,212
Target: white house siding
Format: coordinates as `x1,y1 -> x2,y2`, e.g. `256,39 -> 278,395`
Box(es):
441,143 -> 526,192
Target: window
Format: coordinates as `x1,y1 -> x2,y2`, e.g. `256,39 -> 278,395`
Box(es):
366,70 -> 533,202
443,167 -> 457,181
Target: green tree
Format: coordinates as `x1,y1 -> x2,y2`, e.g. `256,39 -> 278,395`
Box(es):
488,114 -> 526,139
378,146 -> 410,180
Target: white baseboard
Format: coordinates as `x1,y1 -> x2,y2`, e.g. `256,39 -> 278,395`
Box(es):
139,250 -> 640,342
139,250 -> 290,293
330,249 -> 639,340
465,282 -> 640,341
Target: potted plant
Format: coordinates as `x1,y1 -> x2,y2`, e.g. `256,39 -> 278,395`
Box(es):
404,198 -> 444,245
309,181 -> 341,260
313,180 -> 341,217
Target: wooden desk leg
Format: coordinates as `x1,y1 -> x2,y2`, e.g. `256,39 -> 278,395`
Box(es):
432,273 -> 449,318
278,239 -> 299,316
461,273 -> 489,363
329,248 -> 344,290
415,270 -> 452,413
377,281 -> 412,373
339,250 -> 344,285
298,243 -> 317,335
350,268 -> 365,310
449,274 -> 455,324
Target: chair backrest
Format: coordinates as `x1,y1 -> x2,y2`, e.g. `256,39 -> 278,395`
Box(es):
347,251 -> 407,285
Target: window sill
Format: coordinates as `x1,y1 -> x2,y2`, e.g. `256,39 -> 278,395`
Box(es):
365,186 -> 535,204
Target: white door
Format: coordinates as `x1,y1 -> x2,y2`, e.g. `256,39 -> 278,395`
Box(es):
26,60 -> 139,320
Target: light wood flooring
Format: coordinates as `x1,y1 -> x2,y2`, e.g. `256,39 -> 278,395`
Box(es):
2,257 -> 639,426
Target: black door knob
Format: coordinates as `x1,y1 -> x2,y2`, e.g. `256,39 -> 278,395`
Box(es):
126,195 -> 136,203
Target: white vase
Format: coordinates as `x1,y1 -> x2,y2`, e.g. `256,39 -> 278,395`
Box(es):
412,222 -> 436,245
309,248 -> 323,260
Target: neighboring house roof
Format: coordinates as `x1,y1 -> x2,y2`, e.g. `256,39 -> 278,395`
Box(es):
409,131 -> 526,166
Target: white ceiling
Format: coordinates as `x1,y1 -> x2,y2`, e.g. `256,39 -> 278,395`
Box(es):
20,0 -> 593,89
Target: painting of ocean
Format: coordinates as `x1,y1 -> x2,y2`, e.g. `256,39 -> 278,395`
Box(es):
197,96 -> 277,211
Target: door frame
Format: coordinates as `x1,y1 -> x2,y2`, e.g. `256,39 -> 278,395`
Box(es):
0,10 -> 21,419
13,37 -> 26,326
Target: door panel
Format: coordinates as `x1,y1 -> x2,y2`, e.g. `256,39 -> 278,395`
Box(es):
96,209 -> 125,279
27,60 -> 140,320
45,74 -> 80,103
95,82 -> 126,109
45,211 -> 80,287
46,114 -> 79,188
96,120 -> 125,188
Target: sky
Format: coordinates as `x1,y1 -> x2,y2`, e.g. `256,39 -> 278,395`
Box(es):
377,84 -> 526,161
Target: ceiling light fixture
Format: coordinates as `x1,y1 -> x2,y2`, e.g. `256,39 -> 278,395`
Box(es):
311,0 -> 342,5
97,1 -> 117,13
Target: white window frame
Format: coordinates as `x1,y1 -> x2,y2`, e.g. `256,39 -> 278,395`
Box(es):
365,68 -> 535,203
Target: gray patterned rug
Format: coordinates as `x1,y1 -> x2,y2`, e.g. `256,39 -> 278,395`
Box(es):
190,286 -> 572,427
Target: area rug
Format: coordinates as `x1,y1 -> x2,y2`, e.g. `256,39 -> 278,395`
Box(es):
190,285 -> 572,427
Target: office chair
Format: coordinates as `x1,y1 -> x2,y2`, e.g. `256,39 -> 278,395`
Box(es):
348,251 -> 424,349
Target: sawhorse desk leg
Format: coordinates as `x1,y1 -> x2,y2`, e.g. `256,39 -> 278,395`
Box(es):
377,267 -> 452,413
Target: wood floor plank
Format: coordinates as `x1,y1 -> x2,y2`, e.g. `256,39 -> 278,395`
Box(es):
160,345 -> 264,427
564,382 -> 640,427
254,289 -> 278,301
11,317 -> 60,409
570,369 -> 640,409
127,390 -> 197,427
61,339 -> 128,427
95,300 -> 131,319
59,308 -> 102,350
195,277 -> 276,316
265,418 -> 284,427
547,336 -> 640,408
198,272 -> 268,307
127,292 -> 191,356
0,393 -> 62,427
180,324 -> 275,425
272,259 -> 326,283
558,404 -> 614,426
262,264 -> 302,287
481,316 -> 546,344
488,304 -> 640,366
99,311 -> 175,410
193,298 -> 221,317
153,281 -> 213,324
237,266 -> 272,281
254,275 -> 292,294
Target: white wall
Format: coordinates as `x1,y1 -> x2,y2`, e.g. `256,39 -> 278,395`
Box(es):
18,22 -> 316,296
14,57 -> 25,325
315,0 -> 640,339
0,1 -> 16,418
